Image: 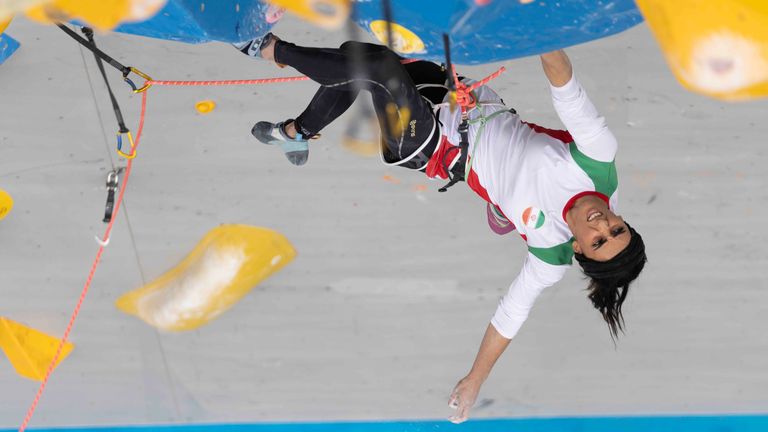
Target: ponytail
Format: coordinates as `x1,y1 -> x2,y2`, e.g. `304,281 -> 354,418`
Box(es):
574,222 -> 647,339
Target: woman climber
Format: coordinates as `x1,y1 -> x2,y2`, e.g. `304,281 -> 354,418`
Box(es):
236,34 -> 647,423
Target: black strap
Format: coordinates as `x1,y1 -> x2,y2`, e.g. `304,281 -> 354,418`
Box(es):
56,24 -> 131,76
437,33 -> 468,193
59,24 -> 132,221
455,115 -> 470,173
437,115 -> 469,192
79,27 -> 130,134
442,33 -> 455,94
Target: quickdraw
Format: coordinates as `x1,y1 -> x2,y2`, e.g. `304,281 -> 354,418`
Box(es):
57,24 -> 152,160
116,130 -> 136,159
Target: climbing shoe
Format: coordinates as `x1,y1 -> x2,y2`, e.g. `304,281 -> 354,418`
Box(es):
252,120 -> 309,166
233,32 -> 277,59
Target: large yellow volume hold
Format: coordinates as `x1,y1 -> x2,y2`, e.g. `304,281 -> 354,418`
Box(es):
636,0 -> 768,101
116,225 -> 296,332
0,318 -> 75,381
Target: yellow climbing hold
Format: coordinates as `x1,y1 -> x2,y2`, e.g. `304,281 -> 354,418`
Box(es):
0,317 -> 74,381
0,189 -> 13,221
636,0 -> 768,101
265,0 -> 349,30
370,21 -> 426,54
116,225 -> 296,332
195,100 -> 216,114
15,0 -> 166,31
0,17 -> 12,34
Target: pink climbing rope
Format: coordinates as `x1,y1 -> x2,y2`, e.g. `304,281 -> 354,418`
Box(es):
147,59 -> 419,88
146,59 -> 419,88
148,76 -> 308,87
18,90 -> 147,432
450,65 -> 507,111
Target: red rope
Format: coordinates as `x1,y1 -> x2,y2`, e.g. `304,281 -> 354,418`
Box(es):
148,76 -> 308,86
468,66 -> 506,91
451,65 -> 506,111
18,92 -> 147,432
147,59 -> 419,87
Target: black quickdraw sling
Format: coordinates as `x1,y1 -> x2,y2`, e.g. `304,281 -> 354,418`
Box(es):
57,24 -> 152,222
437,112 -> 471,192
57,24 -> 151,160
438,33 -> 465,192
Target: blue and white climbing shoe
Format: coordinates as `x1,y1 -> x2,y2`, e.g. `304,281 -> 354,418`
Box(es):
252,120 -> 309,166
233,32 -> 277,59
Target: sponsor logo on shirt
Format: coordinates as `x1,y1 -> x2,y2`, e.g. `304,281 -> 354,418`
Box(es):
522,206 -> 545,229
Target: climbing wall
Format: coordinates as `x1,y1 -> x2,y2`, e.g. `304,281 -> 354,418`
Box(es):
113,0 -> 643,62
0,18 -> 19,65
115,0 -> 271,43
354,0 -> 643,63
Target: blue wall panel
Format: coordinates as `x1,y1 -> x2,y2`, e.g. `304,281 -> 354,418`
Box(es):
0,33 -> 20,65
115,0 -> 271,44
353,0 -> 643,63
109,0 -> 642,64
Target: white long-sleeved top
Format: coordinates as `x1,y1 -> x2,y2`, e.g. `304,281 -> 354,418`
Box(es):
429,75 -> 619,339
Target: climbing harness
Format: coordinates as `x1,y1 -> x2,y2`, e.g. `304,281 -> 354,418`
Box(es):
462,106 -> 516,177
437,33 -> 506,192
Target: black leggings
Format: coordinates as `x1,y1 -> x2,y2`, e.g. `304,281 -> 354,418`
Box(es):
274,40 -> 446,169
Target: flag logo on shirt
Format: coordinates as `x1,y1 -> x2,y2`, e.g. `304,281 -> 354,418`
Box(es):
522,206 -> 545,229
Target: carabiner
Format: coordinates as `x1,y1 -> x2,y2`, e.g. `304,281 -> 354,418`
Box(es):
103,167 -> 124,223
116,130 -> 137,159
123,67 -> 153,94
